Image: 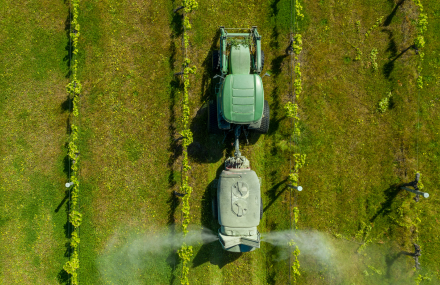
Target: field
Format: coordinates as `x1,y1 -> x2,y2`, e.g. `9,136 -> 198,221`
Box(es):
1,0 -> 439,284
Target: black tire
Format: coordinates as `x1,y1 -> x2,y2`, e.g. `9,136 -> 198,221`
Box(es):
255,100 -> 270,134
260,197 -> 263,220
212,197 -> 218,220
208,100 -> 221,134
260,50 -> 265,71
212,50 -> 220,73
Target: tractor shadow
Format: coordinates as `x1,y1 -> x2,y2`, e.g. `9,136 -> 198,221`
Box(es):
188,105 -> 263,164
187,104 -> 224,163
192,163 -> 244,269
186,30 -> 225,164
200,31 -> 220,104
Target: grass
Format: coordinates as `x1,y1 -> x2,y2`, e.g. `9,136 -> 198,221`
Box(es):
1,0 -> 440,284
295,0 -> 440,283
76,0 -> 178,283
0,0 -> 71,284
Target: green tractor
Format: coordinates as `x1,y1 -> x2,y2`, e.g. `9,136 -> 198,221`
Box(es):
208,26 -> 270,136
209,27 -> 268,252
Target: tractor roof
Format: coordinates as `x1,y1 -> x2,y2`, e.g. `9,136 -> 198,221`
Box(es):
221,74 -> 264,124
230,44 -> 251,74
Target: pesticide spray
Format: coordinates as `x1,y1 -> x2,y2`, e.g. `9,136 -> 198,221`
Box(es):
98,225 -> 434,284
261,229 -> 427,284
261,230 -> 334,264
97,226 -> 218,284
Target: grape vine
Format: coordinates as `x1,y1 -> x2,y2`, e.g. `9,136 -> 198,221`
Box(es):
286,0 -> 306,282
412,1 -> 427,261
370,48 -> 378,71
364,16 -> 384,38
288,237 -> 301,282
413,0 -> 427,89
63,0 -> 82,284
178,1 -> 197,284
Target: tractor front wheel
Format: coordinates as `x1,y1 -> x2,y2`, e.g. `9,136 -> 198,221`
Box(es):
208,100 -> 220,134
212,51 -> 220,73
255,100 -> 270,134
261,50 -> 265,71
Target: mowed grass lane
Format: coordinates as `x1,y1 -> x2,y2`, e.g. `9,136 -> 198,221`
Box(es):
297,0 -> 440,283
0,0 -> 71,284
77,0 -> 178,283
183,0 -> 295,284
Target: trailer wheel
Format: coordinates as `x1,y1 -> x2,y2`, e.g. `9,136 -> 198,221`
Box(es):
212,51 -> 220,73
212,197 -> 218,220
255,100 -> 270,134
260,197 -> 263,220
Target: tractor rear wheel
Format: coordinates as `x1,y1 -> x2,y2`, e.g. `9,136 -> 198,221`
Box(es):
208,100 -> 220,134
212,51 -> 220,73
255,100 -> 270,134
212,197 -> 218,220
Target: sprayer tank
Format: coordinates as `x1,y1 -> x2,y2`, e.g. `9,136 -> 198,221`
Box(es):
217,168 -> 261,229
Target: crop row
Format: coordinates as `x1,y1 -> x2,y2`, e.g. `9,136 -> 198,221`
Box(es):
413,0 -> 427,89
285,0 -> 305,282
412,2 -> 427,281
177,1 -> 198,284
63,0 -> 82,284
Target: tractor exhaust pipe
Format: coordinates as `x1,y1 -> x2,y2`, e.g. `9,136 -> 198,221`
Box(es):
234,125 -> 242,157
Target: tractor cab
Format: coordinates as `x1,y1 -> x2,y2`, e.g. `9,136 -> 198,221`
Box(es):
209,27 -> 269,135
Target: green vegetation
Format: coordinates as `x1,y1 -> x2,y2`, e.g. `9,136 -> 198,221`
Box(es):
289,207 -> 301,281
0,0 -> 71,284
63,1 -> 82,283
377,92 -> 393,113
178,1 -> 198,284
365,16 -> 384,38
1,0 -> 440,284
370,48 -> 379,71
